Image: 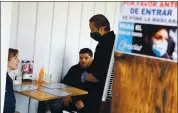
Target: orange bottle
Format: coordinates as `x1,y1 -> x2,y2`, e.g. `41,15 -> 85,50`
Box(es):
37,64 -> 45,86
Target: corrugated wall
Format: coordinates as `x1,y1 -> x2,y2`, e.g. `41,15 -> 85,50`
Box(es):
9,2 -> 121,113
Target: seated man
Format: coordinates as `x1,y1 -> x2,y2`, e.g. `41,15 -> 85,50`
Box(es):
37,48 -> 93,113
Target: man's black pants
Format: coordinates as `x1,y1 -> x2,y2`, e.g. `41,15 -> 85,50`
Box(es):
37,98 -> 86,113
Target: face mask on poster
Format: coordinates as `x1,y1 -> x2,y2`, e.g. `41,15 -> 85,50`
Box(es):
152,40 -> 168,57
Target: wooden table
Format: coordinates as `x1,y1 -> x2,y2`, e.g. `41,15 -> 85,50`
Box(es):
15,81 -> 88,100
14,81 -> 88,113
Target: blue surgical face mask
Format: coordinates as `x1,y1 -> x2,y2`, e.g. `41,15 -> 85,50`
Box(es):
152,40 -> 168,57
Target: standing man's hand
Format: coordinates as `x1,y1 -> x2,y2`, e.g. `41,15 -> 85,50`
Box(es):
75,100 -> 84,109
85,74 -> 99,82
81,71 -> 88,83
62,96 -> 72,106
81,71 -> 99,83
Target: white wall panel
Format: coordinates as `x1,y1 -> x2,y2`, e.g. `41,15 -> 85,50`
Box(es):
105,2 -> 117,30
62,2 -> 83,77
114,2 -> 121,35
9,2 -> 121,113
94,2 -> 106,14
78,2 -> 95,61
9,2 -> 19,48
90,2 -> 106,54
16,2 -> 37,60
113,2 -> 122,47
1,2 -> 13,112
9,1 -> 120,82
49,2 -> 69,82
33,2 -> 54,78
15,2 -> 38,113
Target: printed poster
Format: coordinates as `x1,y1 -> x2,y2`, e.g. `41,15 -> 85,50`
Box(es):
115,2 -> 177,62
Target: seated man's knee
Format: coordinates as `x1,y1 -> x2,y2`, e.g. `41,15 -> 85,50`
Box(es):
49,99 -> 63,111
37,101 -> 47,113
38,101 -> 47,108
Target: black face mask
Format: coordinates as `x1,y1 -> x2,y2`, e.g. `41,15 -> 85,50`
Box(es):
90,32 -> 101,41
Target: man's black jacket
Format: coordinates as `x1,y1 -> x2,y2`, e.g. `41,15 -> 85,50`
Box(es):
61,64 -> 87,103
86,31 -> 115,93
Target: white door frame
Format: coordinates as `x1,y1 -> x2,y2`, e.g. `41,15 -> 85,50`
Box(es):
1,2 -> 12,112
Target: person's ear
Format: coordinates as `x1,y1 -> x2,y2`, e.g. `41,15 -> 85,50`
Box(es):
90,57 -> 93,63
99,27 -> 104,35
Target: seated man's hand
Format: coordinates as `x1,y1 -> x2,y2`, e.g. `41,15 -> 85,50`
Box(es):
62,96 -> 72,106
75,100 -> 84,110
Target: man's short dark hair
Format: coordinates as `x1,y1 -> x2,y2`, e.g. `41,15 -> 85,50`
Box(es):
89,14 -> 110,31
79,48 -> 93,57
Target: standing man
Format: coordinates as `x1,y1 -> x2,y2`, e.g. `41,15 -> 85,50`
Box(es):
81,14 -> 115,113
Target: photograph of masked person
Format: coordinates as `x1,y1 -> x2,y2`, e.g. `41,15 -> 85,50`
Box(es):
37,48 -> 93,113
140,25 -> 177,60
4,48 -> 20,113
80,14 -> 115,113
